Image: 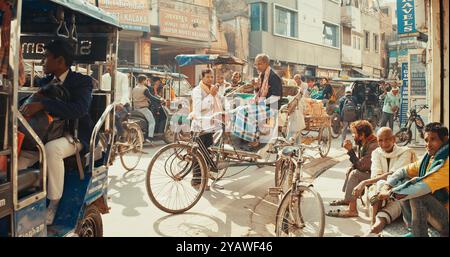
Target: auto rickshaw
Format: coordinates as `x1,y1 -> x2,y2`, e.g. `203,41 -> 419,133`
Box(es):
117,66 -> 192,143
0,0 -> 121,237
330,77 -> 384,133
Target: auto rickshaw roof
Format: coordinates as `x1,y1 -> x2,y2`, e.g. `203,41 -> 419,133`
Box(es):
175,54 -> 247,67
117,67 -> 188,79
23,0 -> 121,29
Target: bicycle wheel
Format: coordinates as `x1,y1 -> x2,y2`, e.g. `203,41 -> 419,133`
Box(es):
275,186 -> 325,237
395,128 -> 412,146
318,127 -> 331,158
146,143 -> 208,214
330,113 -> 342,139
119,123 -> 144,171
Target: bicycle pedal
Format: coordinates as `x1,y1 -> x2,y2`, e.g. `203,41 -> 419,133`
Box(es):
268,187 -> 283,197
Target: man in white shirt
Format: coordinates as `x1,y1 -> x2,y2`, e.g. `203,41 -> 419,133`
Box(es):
293,74 -> 308,96
190,69 -> 222,190
101,63 -> 130,136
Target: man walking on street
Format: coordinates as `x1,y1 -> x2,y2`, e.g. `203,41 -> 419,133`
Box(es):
380,86 -> 400,130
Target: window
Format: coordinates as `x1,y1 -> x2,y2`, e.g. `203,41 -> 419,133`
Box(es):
373,33 -> 379,52
343,0 -> 358,7
323,22 -> 339,47
353,36 -> 357,49
357,37 -> 361,50
364,31 -> 370,50
274,5 -> 298,38
250,3 -> 268,32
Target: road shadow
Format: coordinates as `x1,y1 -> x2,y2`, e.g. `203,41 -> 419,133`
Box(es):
199,166 -> 278,237
108,169 -> 149,217
153,212 -> 229,237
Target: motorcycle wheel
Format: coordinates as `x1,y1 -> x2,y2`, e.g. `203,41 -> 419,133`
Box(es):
395,128 -> 412,146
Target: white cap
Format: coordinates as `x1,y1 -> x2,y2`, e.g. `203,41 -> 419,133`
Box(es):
345,87 -> 352,93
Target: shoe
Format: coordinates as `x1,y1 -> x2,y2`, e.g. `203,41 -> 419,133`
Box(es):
46,200 -> 60,225
402,232 -> 413,237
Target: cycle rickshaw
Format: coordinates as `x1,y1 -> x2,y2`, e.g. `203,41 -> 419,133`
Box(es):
0,0 -> 121,236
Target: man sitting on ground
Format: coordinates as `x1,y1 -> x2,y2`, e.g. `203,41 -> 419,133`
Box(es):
353,127 -> 417,236
327,120 -> 378,218
378,122 -> 449,237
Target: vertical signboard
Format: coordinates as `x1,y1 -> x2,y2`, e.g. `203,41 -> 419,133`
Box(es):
397,0 -> 417,36
140,40 -> 151,66
400,62 -> 409,126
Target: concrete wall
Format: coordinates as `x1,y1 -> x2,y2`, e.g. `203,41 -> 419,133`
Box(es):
361,11 -> 382,71
248,0 -> 341,69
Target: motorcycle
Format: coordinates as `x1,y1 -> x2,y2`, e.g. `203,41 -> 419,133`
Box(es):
395,105 -> 428,146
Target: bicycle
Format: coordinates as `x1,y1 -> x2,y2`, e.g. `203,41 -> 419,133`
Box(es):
395,104 -> 428,146
107,114 -> 145,171
269,145 -> 325,237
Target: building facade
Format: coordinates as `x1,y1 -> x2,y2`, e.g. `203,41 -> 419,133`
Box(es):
90,0 -> 152,67
149,0 -> 229,85
340,0 -> 384,78
247,0 -> 342,79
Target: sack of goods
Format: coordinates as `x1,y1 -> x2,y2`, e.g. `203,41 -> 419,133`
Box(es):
303,98 -> 326,117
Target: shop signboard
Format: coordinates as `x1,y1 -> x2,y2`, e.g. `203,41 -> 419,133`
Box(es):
159,1 -> 210,42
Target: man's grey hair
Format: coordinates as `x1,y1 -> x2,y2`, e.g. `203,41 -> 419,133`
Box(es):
255,53 -> 270,64
377,127 -> 394,138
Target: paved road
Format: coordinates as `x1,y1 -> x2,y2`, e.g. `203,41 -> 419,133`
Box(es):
103,138 -> 347,237
103,136 -> 426,237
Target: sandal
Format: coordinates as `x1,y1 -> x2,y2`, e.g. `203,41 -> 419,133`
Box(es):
326,209 -> 359,218
329,199 -> 350,206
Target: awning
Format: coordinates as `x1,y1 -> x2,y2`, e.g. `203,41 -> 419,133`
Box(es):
175,54 -> 247,67
351,67 -> 371,78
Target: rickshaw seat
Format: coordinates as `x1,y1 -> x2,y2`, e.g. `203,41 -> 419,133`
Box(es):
17,168 -> 40,193
90,93 -> 108,125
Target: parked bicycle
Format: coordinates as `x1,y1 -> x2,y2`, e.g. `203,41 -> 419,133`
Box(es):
269,145 -> 325,237
395,104 -> 428,146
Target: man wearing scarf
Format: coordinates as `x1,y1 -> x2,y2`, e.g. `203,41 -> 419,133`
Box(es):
233,54 -> 282,149
378,122 -> 449,237
190,68 -> 222,190
327,120 -> 379,218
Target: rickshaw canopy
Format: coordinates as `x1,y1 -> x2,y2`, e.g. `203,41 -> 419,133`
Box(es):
117,67 -> 188,80
23,0 -> 122,29
175,54 -> 247,67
